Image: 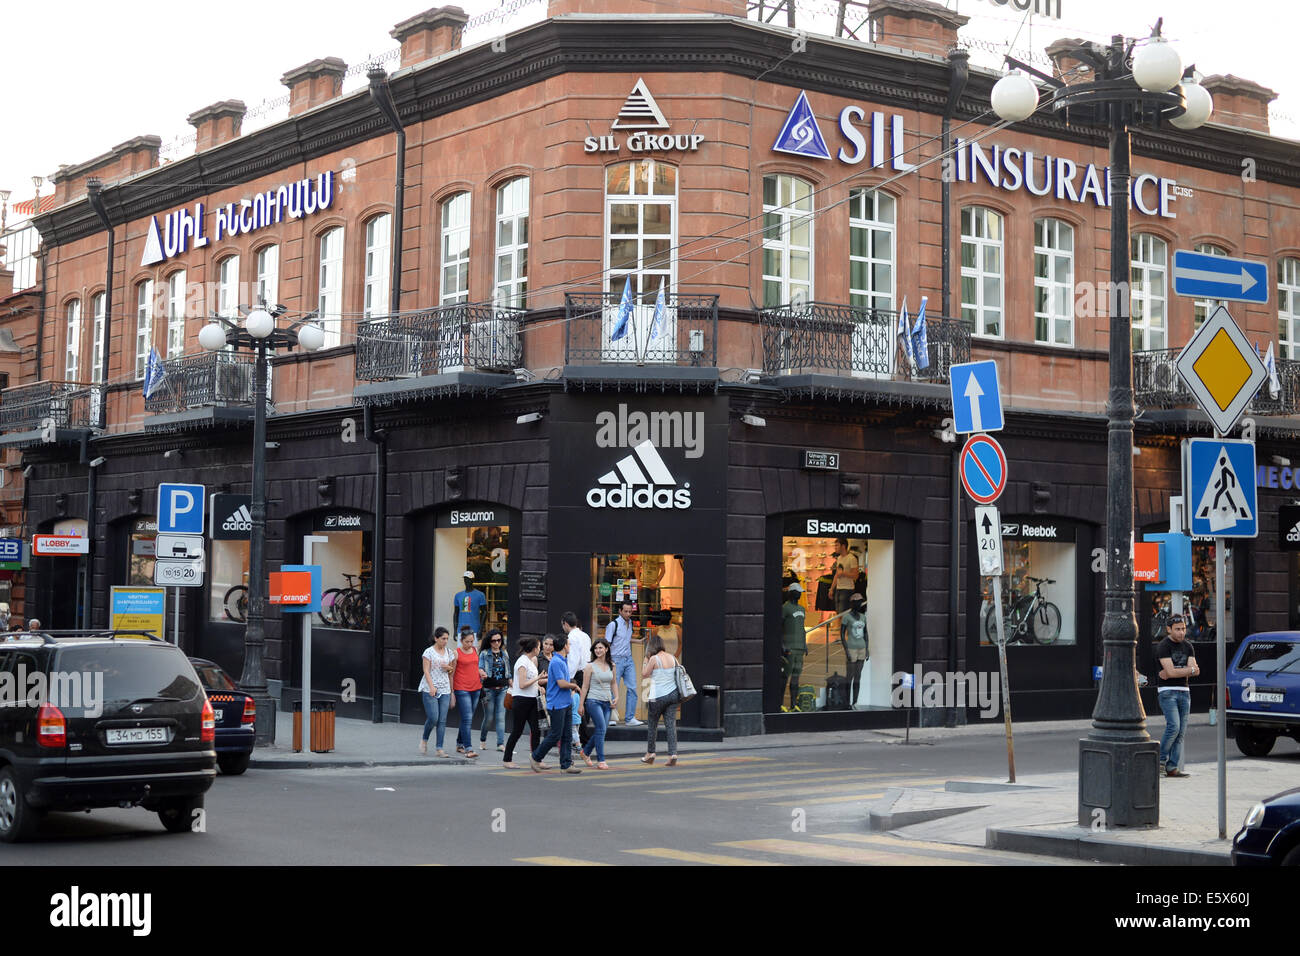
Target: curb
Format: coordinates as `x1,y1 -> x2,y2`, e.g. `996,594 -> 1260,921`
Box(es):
986,826 -> 1233,866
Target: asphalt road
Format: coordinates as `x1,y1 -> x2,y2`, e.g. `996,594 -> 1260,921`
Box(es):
0,724 -> 1282,866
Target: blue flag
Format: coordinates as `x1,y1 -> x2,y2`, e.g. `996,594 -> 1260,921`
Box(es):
911,296 -> 929,371
142,347 -> 167,399
897,296 -> 913,367
649,279 -> 667,341
611,277 -> 634,342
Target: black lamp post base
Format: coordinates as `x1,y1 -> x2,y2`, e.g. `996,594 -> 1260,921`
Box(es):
252,694 -> 278,748
1078,737 -> 1160,827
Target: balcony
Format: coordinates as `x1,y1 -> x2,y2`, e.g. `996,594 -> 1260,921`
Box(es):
143,352 -> 260,413
1134,349 -> 1300,418
564,292 -> 719,368
759,302 -> 970,386
0,381 -> 99,441
356,304 -> 524,381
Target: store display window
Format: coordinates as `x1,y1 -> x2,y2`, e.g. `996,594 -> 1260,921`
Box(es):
127,517 -> 157,587
434,509 -> 510,638
313,511 -> 374,632
209,494 -> 251,623
977,518 -> 1077,647
776,515 -> 895,713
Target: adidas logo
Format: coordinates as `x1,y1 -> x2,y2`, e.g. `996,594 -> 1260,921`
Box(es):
611,78 -> 668,130
222,504 -> 253,533
586,440 -> 691,510
1288,522 -> 1300,543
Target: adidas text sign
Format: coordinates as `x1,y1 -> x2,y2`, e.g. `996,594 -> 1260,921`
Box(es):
222,505 -> 253,533
587,440 -> 691,511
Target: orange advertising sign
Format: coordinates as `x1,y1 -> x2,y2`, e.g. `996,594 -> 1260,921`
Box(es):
269,571 -> 313,605
1133,541 -> 1162,583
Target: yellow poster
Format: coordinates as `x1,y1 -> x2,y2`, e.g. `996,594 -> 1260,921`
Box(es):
110,586 -> 166,638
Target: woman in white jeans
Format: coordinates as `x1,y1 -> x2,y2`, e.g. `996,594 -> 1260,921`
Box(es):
640,633 -> 681,766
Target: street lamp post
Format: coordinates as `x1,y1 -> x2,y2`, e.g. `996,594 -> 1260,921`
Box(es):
200,306 -> 325,745
992,24 -> 1212,827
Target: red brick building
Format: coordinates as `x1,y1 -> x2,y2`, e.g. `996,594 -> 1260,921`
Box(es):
9,0 -> 1300,734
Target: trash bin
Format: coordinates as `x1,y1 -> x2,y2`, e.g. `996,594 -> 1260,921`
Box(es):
292,700 -> 336,753
699,684 -> 722,729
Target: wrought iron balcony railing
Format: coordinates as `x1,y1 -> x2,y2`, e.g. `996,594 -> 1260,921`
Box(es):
143,352 -> 260,414
564,292 -> 719,367
355,304 -> 524,380
0,381 -> 99,433
759,302 -> 970,382
1134,349 -> 1300,417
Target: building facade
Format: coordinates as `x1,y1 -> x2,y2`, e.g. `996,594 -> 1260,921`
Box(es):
8,0 -> 1300,735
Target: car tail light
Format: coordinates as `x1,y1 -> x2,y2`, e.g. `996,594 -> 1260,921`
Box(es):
1226,687 -> 1232,709
241,697 -> 256,725
201,699 -> 215,743
37,703 -> 66,748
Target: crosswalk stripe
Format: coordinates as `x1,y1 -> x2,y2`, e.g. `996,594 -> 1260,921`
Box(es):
716,839 -> 990,866
812,832 -> 1074,866
623,848 -> 785,866
702,780 -> 918,801
645,768 -> 878,794
515,857 -> 613,866
772,791 -> 889,806
587,758 -> 796,785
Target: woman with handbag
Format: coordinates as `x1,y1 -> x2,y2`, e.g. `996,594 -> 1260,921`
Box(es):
639,632 -> 681,766
418,627 -> 454,757
478,628 -> 510,752
578,637 -> 615,769
503,636 -> 544,768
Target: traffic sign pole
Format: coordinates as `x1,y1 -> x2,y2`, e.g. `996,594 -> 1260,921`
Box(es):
1214,424 -> 1227,839
992,574 -> 1015,783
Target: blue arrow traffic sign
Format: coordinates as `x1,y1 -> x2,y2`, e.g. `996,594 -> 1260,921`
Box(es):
1172,250 -> 1269,304
949,360 -> 1004,435
1184,438 -> 1257,538
960,434 -> 1008,504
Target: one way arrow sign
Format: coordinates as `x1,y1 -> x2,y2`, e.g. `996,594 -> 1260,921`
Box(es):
1172,249 -> 1269,304
975,505 -> 1003,576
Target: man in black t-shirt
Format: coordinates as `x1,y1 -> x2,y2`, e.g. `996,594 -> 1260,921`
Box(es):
1155,615 -> 1198,777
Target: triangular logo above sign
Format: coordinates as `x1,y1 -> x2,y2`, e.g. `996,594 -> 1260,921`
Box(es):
141,217 -> 165,267
612,78 -> 669,130
772,91 -> 831,160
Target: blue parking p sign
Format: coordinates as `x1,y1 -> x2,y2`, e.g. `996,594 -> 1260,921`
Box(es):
157,483 -> 206,535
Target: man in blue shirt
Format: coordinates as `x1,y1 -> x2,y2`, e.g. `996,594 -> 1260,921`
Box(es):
605,601 -> 644,726
452,572 -> 487,636
531,632 -> 582,774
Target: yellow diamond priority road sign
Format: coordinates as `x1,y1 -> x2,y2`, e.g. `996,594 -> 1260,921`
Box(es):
1174,305 -> 1267,435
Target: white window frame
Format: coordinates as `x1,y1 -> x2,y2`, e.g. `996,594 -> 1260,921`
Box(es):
440,194 -> 471,307
1034,218 -> 1074,347
255,245 -> 279,309
1131,233 -> 1168,351
318,227 -> 344,349
217,255 -> 241,319
961,206 -> 1004,339
603,159 -> 678,362
166,269 -> 187,359
91,292 -> 105,384
135,279 -> 154,379
364,214 -> 391,319
848,188 -> 895,313
64,300 -> 81,381
762,174 -> 814,309
1193,243 -> 1229,330
494,178 -> 529,308
1280,257 -> 1300,360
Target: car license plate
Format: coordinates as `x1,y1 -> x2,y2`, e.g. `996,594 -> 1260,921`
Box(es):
1248,691 -> 1284,703
106,727 -> 168,745
213,709 -> 223,721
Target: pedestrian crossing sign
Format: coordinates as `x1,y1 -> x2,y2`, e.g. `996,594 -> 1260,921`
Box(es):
1182,438 -> 1258,538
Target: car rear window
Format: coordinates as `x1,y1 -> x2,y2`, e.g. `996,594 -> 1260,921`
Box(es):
55,643 -> 202,710
1237,640 -> 1300,673
192,662 -> 238,692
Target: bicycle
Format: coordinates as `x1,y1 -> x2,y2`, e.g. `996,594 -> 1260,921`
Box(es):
984,576 -> 1061,646
223,584 -> 249,623
319,572 -> 372,630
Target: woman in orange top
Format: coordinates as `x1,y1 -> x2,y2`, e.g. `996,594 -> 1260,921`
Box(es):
452,626 -> 483,758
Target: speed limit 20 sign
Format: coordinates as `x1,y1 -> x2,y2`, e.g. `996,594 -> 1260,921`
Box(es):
154,555 -> 205,587
975,505 -> 1003,577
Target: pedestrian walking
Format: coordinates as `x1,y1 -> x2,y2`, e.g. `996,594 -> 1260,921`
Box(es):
537,634 -> 554,734
530,632 -> 582,774
418,627 -> 454,757
478,628 -> 510,752
452,626 -> 483,758
1156,614 -> 1198,777
578,637 -> 615,769
503,636 -> 544,768
605,601 -> 643,726
562,612 -> 591,749
640,632 -> 681,766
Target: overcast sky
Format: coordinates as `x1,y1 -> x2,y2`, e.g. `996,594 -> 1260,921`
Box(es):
2,0 -> 1293,219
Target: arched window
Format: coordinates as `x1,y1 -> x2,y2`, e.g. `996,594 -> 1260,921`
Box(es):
1193,243 -> 1228,330
494,178 -> 529,308
217,255 -> 240,318
440,193 -> 471,306
1034,218 -> 1074,346
318,227 -> 344,348
1131,233 -> 1167,351
166,269 -> 187,358
848,188 -> 894,312
364,213 -> 391,318
762,174 -> 813,308
1280,257 -> 1300,360
962,206 -> 1003,338
256,245 -> 279,309
64,300 -> 81,381
135,279 -> 155,379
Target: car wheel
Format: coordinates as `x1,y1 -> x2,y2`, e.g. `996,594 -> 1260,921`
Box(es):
1282,844 -> 1300,866
0,767 -> 39,843
157,795 -> 204,834
1234,726 -> 1277,757
218,752 -> 251,776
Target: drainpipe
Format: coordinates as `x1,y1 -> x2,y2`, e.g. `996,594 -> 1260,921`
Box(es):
86,178 -> 114,430
78,433 -> 99,629
943,49 -> 969,726
34,244 -> 47,380
368,67 -> 405,319
363,405 -> 387,723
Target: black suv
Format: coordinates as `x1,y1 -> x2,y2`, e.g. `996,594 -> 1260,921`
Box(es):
0,631 -> 216,841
